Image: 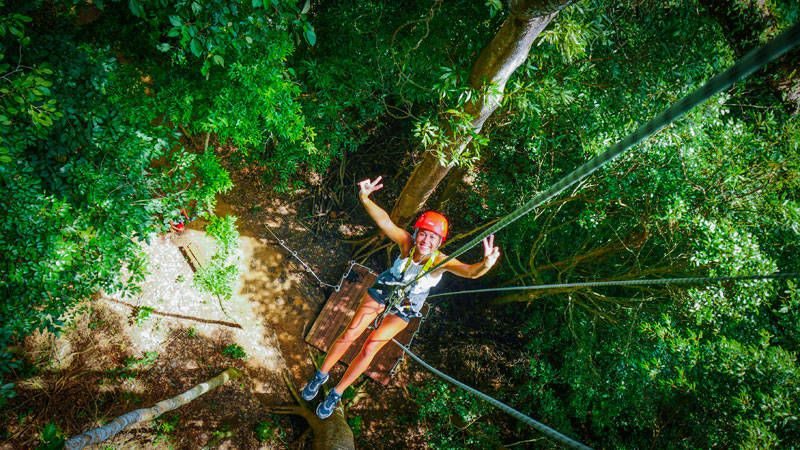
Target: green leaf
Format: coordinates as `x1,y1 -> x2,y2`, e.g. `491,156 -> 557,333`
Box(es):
189,38 -> 203,57
252,0 -> 263,7
213,54 -> 224,66
168,15 -> 182,27
303,24 -> 316,46
128,0 -> 144,17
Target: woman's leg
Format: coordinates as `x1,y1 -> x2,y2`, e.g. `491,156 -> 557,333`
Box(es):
319,293 -> 384,374
334,314 -> 409,392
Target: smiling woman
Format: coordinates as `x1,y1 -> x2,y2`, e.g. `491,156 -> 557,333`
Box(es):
300,176 -> 501,419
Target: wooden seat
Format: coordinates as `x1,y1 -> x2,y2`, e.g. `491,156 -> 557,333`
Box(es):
304,265 -> 427,386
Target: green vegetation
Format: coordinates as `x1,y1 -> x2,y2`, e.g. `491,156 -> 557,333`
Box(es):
153,413 -> 180,445
412,381 -> 500,449
1,0 -> 799,447
346,415 -> 363,438
254,417 -> 287,443
36,421 -> 64,450
194,215 -> 240,300
106,351 -> 159,381
134,306 -> 154,326
221,344 -> 246,360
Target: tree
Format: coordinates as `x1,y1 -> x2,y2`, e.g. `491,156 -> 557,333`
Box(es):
265,373 -> 355,450
407,1 -> 799,447
0,0 -> 311,405
389,0 -> 573,227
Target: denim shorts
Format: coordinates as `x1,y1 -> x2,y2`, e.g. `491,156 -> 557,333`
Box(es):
368,276 -> 416,323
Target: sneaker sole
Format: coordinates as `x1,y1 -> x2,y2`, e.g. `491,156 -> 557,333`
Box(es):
301,389 -> 318,401
316,403 -> 336,419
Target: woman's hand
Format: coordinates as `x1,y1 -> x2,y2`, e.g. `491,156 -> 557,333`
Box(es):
358,176 -> 384,198
482,234 -> 501,268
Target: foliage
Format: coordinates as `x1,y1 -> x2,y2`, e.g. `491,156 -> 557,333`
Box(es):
204,214 -> 239,255
134,306 -> 155,326
153,412 -> 180,445
126,351 -> 160,369
411,380 -> 501,449
221,343 -> 246,360
104,351 -> 159,382
36,421 -> 64,450
207,422 -> 237,446
292,0 -> 501,174
254,417 -> 286,443
194,215 -> 240,300
114,0 -> 322,190
346,415 -> 363,437
388,0 -> 800,447
0,0 -> 272,404
0,381 -> 15,409
1,0 -> 798,447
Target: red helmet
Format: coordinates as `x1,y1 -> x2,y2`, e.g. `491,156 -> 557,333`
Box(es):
414,211 -> 449,243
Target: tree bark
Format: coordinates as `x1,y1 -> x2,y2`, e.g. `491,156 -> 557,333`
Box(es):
390,0 -> 573,226
266,372 -> 355,450
65,368 -> 242,450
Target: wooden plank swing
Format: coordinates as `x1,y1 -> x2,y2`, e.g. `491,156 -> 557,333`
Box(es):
304,265 -> 428,386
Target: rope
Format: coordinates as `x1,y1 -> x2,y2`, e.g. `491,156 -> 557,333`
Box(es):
392,339 -> 593,450
427,272 -> 800,299
264,225 -> 376,291
389,302 -> 436,376
405,21 -> 800,288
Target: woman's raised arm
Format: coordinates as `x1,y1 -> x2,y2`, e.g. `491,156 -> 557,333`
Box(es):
441,235 -> 501,279
358,176 -> 412,251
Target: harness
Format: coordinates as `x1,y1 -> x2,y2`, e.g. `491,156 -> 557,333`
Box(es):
374,247 -> 439,324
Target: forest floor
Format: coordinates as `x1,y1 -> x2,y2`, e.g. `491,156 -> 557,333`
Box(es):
1,166 -> 430,449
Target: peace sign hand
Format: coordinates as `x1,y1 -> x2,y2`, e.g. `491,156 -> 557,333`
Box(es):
482,234 -> 501,268
358,176 -> 384,198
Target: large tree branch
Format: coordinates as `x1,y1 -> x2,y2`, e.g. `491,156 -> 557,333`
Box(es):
390,0 -> 572,226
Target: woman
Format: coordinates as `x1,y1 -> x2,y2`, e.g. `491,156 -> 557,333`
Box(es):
302,176 -> 501,419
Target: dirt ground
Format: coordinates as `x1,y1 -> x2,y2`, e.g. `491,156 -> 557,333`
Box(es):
0,166 -> 433,449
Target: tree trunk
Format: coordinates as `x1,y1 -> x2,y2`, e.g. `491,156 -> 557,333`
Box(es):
65,368 -> 242,450
390,0 -> 573,226
263,372 -> 354,450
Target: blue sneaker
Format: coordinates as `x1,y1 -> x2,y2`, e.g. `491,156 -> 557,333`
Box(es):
300,370 -> 329,401
316,389 -> 342,419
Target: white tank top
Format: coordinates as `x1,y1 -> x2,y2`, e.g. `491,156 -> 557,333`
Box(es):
388,252 -> 444,313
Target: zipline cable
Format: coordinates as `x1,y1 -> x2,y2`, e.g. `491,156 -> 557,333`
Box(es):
427,272 -> 800,299
405,21 -> 800,288
392,339 -> 593,450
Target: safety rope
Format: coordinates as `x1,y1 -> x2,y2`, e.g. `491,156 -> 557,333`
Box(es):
427,272 -> 800,299
389,302 -> 436,376
268,24 -> 800,447
405,21 -> 800,289
264,225 -> 376,291
392,339 -> 593,450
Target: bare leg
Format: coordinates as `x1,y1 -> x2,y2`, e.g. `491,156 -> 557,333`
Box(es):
319,293 -> 384,374
334,314 -> 409,392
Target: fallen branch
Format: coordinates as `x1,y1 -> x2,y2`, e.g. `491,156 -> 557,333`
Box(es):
65,367 -> 242,449
105,298 -> 242,329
